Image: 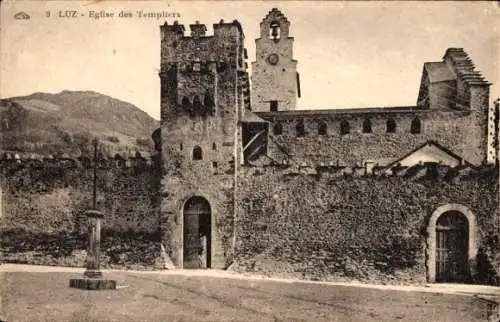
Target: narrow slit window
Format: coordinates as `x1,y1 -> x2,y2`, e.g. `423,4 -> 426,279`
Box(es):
340,120 -> 350,135
296,120 -> 305,137
362,118 -> 372,133
193,96 -> 202,116
273,122 -> 283,135
318,121 -> 327,135
204,93 -> 215,116
182,97 -> 194,117
270,100 -> 278,112
193,146 -> 202,160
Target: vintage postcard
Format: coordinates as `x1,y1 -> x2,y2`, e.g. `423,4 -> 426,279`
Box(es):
0,1 -> 499,321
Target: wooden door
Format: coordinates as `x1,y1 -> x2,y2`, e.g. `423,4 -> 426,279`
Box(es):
436,212 -> 469,283
183,196 -> 211,269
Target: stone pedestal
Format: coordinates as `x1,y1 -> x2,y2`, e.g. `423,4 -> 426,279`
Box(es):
69,210 -> 116,290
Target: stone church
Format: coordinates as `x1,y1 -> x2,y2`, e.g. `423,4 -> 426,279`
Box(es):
157,8 -> 499,283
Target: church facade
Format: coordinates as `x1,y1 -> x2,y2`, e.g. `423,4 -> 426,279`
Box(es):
158,9 -> 499,284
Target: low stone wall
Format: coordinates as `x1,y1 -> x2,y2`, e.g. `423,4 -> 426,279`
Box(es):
1,163 -> 160,234
0,229 -> 161,270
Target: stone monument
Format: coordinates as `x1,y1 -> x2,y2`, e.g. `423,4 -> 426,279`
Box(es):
69,139 -> 116,290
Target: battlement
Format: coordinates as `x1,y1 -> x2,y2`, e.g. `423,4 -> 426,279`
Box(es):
189,21 -> 207,37
160,19 -> 244,40
0,152 -> 159,170
242,161 -> 497,182
161,20 -> 185,35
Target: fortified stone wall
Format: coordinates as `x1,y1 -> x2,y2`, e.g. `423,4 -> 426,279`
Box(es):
259,108 -> 487,166
0,158 -> 162,268
1,159 -> 160,233
233,165 -> 499,285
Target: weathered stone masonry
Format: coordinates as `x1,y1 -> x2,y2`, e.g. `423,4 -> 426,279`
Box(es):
158,20 -> 249,269
1,8 -> 498,285
0,157 -> 162,268
233,165 -> 499,285
156,9 -> 499,283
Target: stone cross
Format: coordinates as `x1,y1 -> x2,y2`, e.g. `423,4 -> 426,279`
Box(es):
69,138 -> 116,290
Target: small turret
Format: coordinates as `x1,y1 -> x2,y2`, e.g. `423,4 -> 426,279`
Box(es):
190,21 -> 207,38
161,20 -> 185,39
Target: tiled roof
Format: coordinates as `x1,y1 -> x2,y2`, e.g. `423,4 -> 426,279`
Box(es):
241,109 -> 269,123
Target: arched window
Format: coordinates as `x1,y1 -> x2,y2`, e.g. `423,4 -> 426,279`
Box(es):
362,118 -> 372,133
386,118 -> 396,133
296,119 -> 305,137
193,96 -> 202,116
193,146 -> 202,160
212,143 -> 217,150
269,21 -> 281,41
182,97 -> 194,117
273,122 -> 283,135
411,117 -> 421,134
318,121 -> 327,135
340,120 -> 350,135
204,93 -> 214,116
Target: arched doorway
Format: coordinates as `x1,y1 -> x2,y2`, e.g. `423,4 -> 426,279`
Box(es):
183,196 -> 211,269
427,204 -> 477,283
435,211 -> 469,282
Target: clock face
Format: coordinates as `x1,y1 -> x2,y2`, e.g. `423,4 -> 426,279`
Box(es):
267,53 -> 279,65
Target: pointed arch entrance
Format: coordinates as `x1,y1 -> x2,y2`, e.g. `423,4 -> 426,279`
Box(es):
183,196 -> 212,269
427,204 -> 477,283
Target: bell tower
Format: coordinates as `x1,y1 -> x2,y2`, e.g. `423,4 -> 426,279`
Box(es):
251,8 -> 300,112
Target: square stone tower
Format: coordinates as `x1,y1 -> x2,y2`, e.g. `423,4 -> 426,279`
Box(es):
158,20 -> 248,269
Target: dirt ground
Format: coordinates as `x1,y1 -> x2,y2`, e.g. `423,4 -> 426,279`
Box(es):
0,269 -> 498,322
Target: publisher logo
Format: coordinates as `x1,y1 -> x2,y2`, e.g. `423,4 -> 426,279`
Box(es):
14,12 -> 31,20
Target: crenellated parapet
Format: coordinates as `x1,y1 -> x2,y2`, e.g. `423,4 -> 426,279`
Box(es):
159,19 -> 248,123
0,151 -> 161,171
160,19 -> 245,71
241,161 -> 498,183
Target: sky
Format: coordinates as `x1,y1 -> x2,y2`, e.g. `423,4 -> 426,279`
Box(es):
1,1 -> 499,120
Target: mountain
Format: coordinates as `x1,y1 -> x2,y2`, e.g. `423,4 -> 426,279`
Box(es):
0,90 -> 159,157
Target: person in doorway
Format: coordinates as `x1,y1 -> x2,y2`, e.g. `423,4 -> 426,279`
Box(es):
198,234 -> 207,268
